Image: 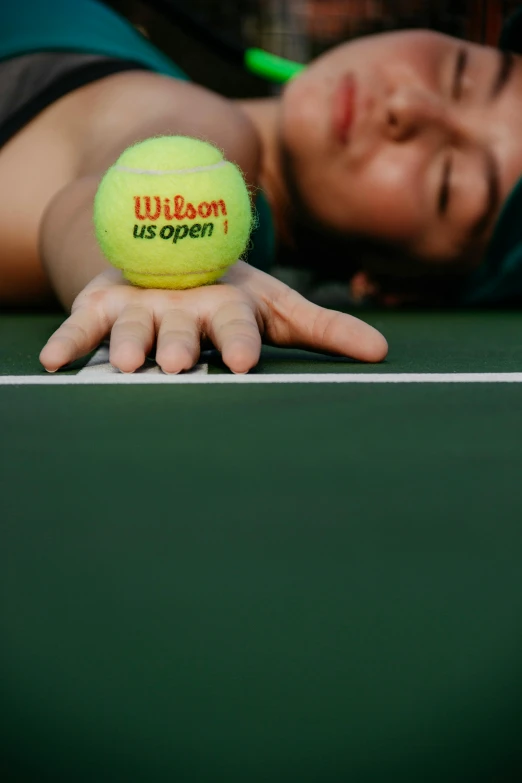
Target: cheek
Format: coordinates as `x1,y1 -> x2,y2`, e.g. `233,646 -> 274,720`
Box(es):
282,74 -> 333,156
303,151 -> 425,242
496,133 -> 522,210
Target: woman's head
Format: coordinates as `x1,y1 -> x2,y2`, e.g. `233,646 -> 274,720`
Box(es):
278,28 -> 522,298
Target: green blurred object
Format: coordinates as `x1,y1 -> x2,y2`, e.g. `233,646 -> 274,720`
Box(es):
245,47 -> 305,83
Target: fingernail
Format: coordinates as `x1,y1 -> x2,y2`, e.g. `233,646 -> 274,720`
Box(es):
159,367 -> 181,375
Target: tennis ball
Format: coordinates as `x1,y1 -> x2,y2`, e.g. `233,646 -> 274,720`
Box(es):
93,135 -> 254,289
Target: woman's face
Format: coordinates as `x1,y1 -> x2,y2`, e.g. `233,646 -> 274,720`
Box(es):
280,30 -> 522,273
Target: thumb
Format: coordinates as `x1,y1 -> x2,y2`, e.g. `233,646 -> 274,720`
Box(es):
267,287 -> 388,363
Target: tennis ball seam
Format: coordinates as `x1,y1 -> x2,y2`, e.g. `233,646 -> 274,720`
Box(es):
113,161 -> 229,176
129,264 -> 231,277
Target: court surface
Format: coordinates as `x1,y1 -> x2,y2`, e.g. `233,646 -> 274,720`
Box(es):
1,307 -> 522,783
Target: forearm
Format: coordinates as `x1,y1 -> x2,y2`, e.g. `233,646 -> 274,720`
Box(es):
39,173 -> 111,310
40,83 -> 261,310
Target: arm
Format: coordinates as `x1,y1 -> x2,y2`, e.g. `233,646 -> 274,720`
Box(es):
39,71 -> 387,372
40,72 -> 261,309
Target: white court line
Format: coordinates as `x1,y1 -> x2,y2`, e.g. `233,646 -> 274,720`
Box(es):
2,372 -> 522,385
78,345 -> 208,376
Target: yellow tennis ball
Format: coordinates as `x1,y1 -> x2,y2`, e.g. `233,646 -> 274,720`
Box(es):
93,135 -> 254,289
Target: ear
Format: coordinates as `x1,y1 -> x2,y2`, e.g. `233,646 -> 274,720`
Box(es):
349,270 -> 423,308
349,271 -> 379,303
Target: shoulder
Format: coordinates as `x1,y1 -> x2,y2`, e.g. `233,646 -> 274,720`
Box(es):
0,69 -> 260,302
74,70 -> 262,186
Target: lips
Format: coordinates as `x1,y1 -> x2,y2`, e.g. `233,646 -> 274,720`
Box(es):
333,74 -> 356,144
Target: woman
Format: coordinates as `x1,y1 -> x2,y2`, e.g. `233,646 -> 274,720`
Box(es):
1,0 -> 521,373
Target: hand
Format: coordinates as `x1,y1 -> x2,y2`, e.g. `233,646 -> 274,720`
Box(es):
39,262 -> 388,374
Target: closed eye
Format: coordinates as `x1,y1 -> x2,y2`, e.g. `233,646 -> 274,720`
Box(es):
490,50 -> 514,100
452,47 -> 467,99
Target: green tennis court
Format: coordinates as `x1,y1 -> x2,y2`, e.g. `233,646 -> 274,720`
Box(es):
2,307 -> 522,782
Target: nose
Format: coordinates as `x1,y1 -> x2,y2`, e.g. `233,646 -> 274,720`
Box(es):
384,87 -> 450,143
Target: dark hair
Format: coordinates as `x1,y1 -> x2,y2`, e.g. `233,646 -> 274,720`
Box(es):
278,210 -> 470,307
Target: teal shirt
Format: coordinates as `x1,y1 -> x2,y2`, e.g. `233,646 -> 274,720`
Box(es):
0,0 -> 275,273
0,0 -> 188,77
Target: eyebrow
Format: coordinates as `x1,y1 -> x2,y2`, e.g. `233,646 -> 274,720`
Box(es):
489,50 -> 514,100
470,149 -> 499,239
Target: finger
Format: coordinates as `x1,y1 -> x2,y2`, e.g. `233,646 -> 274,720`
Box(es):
270,289 -> 388,363
39,305 -> 110,372
156,309 -> 200,374
109,305 -> 155,373
208,300 -> 262,374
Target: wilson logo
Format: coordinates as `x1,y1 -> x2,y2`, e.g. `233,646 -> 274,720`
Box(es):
134,195 -> 227,221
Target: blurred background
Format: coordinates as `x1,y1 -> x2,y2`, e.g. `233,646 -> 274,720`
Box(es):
105,0 -> 521,97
